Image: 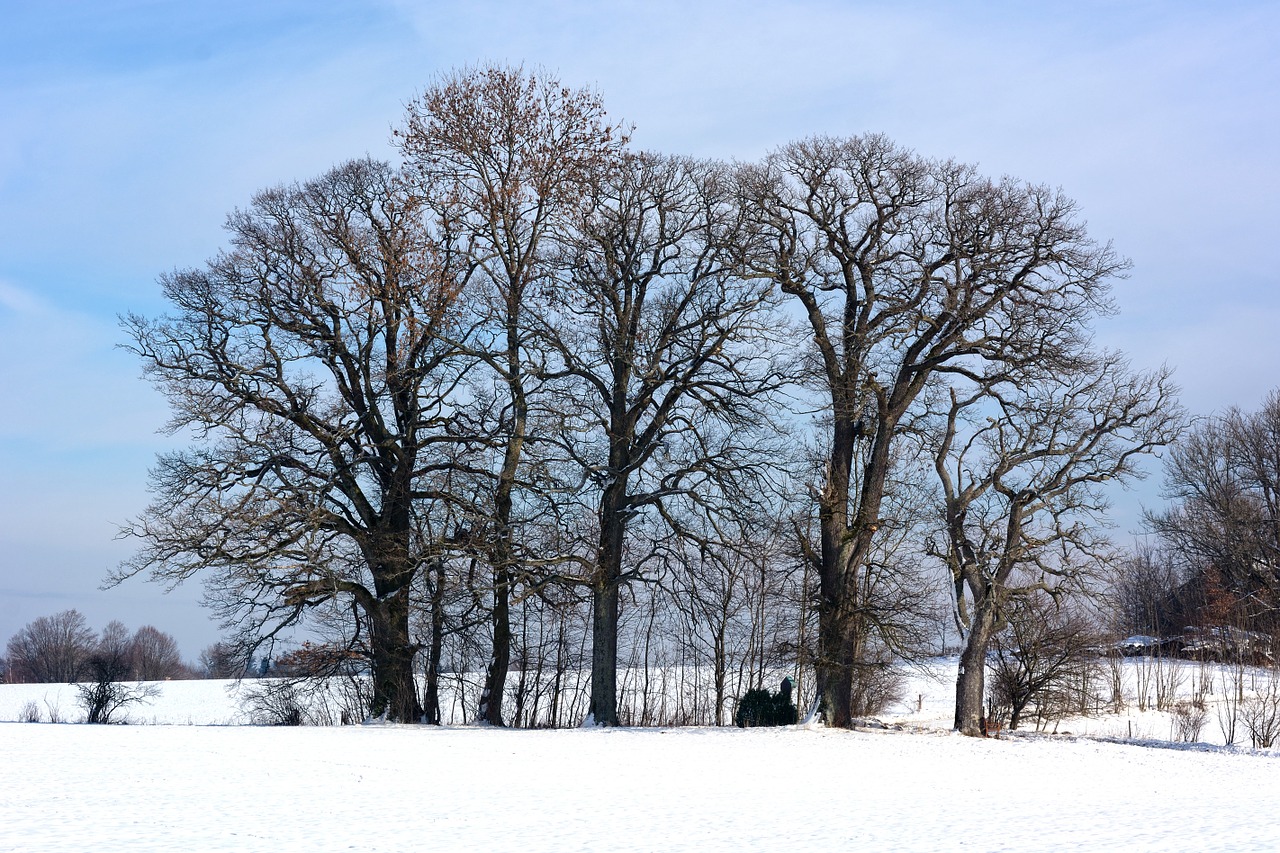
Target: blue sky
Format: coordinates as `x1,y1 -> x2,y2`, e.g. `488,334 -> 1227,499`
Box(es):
2,0 -> 1277,658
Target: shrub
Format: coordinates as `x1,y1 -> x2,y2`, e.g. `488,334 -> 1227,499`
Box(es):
735,680 -> 798,728
76,652 -> 161,724
242,679 -> 309,725
849,659 -> 905,717
1242,674 -> 1280,748
1173,698 -> 1208,743
989,594 -> 1103,731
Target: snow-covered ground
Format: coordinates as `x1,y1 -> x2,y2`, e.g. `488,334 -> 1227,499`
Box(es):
5,659 -> 1280,851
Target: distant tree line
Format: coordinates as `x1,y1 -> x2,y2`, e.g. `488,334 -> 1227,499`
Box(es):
111,64 -> 1186,732
1110,391 -> 1280,647
2,609 -> 191,684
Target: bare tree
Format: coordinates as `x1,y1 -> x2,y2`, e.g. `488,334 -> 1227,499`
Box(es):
77,635 -> 161,724
97,620 -> 132,667
116,158 -> 473,722
931,354 -> 1182,735
793,438 -> 944,720
1106,541 -> 1196,638
535,152 -> 786,725
1148,390 -> 1280,634
396,64 -> 627,726
130,626 -> 187,680
199,641 -> 249,679
4,610 -> 96,684
738,134 -> 1125,726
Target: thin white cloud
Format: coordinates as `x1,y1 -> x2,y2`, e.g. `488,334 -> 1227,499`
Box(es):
0,280 -> 51,316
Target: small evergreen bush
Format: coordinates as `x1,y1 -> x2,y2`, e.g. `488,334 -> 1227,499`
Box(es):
735,681 -> 798,727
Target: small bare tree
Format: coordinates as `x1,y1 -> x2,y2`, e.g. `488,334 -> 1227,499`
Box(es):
76,640 -> 160,724
1242,669 -> 1280,748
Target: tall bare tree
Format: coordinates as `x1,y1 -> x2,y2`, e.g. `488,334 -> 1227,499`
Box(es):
738,134 -> 1125,726
116,158 -> 472,722
396,65 -> 627,725
537,152 -> 785,725
930,354 -> 1182,735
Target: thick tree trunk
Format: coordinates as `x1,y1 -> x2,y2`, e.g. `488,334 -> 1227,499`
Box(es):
1009,700 -> 1027,731
814,597 -> 857,727
364,520 -> 423,723
368,586 -> 423,722
588,582 -> 620,725
814,411 -> 900,727
814,417 -> 859,727
955,603 -> 996,737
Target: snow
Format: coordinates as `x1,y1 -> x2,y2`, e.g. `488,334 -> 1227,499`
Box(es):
4,660 -> 1280,851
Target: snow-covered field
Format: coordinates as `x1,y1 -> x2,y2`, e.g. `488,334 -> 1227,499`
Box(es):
5,659 -> 1280,851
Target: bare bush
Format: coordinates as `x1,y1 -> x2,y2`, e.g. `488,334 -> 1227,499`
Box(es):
849,654 -> 906,718
19,701 -> 41,723
1173,698 -> 1208,742
1153,654 -> 1185,713
1219,662 -> 1244,745
1242,672 -> 1280,748
241,679 -> 309,726
1132,652 -> 1184,712
76,652 -> 161,724
239,675 -> 369,726
1105,652 -> 1126,713
989,594 -> 1103,731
